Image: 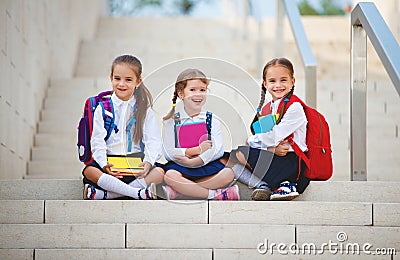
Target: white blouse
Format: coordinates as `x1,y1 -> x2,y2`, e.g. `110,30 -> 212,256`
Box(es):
162,108 -> 224,165
247,98 -> 308,152
91,93 -> 162,168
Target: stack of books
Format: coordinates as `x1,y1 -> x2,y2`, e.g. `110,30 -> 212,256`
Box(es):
107,155 -> 144,176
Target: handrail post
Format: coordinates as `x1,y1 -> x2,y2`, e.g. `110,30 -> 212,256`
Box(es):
242,0 -> 249,40
282,0 -> 317,108
350,23 -> 367,181
275,0 -> 284,57
305,65 -> 317,108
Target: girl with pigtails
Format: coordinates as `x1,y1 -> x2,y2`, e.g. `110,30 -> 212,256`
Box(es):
158,68 -> 239,200
231,57 -> 310,201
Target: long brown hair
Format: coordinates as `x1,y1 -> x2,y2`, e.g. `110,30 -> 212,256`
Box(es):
250,57 -> 295,134
111,55 -> 153,144
163,68 -> 209,120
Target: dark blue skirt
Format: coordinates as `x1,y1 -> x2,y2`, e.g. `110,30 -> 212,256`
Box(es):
235,146 -> 310,193
157,160 -> 225,177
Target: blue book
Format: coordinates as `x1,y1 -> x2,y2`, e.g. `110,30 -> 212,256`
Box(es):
252,114 -> 278,134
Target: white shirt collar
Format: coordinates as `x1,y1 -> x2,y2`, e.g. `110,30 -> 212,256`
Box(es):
177,107 -> 207,120
111,92 -> 136,107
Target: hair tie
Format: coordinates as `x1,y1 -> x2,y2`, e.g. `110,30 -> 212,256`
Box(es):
256,108 -> 261,113
284,98 -> 289,102
172,103 -> 176,107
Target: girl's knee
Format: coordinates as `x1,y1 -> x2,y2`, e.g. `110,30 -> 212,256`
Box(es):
235,151 -> 247,165
164,170 -> 182,183
83,166 -> 103,183
220,168 -> 234,183
152,167 -> 165,176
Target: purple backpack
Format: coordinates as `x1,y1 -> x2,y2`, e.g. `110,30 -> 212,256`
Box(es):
77,91 -> 115,165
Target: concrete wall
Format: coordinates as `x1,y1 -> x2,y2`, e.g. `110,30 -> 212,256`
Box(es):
0,0 -> 106,179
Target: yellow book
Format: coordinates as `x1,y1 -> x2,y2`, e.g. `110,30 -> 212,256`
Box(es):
107,155 -> 144,175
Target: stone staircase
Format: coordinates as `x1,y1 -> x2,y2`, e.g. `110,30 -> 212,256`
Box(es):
1,16 -> 400,259
1,180 -> 399,259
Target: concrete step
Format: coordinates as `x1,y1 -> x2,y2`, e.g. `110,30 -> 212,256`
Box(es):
2,221 -> 398,251
34,133 -> 76,147
31,146 -> 77,160
0,247 -> 395,260
1,180 -> 400,203
0,200 -> 376,226
95,17 -> 237,39
27,161 -> 83,178
0,249 -> 211,260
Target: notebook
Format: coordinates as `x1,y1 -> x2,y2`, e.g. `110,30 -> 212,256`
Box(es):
252,114 -> 279,134
107,155 -> 144,175
175,121 -> 208,148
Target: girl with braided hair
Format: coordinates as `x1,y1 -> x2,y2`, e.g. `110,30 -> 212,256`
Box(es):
232,57 -> 310,201
158,68 -> 239,200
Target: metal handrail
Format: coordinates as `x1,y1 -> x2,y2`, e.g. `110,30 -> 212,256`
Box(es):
276,0 -> 317,108
350,2 -> 400,181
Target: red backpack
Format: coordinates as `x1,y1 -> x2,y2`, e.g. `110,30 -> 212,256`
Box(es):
263,95 -> 333,181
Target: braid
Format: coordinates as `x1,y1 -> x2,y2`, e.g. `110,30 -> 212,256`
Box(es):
163,91 -> 178,120
257,85 -> 267,117
172,91 -> 178,105
276,86 -> 295,125
250,84 -> 267,134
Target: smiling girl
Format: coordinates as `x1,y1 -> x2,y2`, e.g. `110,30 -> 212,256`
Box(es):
233,57 -> 310,201
159,68 -> 239,200
82,55 -> 164,200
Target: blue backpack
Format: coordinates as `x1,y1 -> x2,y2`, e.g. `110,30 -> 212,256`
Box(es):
77,91 -> 116,165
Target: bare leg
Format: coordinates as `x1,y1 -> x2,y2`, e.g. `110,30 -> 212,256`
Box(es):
83,166 -> 104,184
164,170 -> 209,199
143,167 -> 165,185
235,150 -> 252,169
194,168 -> 234,189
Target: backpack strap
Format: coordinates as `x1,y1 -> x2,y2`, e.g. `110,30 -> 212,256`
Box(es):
99,97 -> 116,141
287,135 -> 310,168
276,95 -> 310,173
126,103 -> 138,153
173,112 -> 181,148
206,111 -> 212,140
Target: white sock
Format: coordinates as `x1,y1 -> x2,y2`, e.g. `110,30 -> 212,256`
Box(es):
97,174 -> 145,199
103,190 -> 124,199
129,178 -> 147,189
86,186 -> 107,200
207,189 -> 215,199
95,178 -> 149,199
231,164 -> 268,188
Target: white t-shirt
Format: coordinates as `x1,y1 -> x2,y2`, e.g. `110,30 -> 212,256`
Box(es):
91,93 -> 162,168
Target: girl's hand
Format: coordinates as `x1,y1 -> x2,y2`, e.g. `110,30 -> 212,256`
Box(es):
199,140 -> 212,153
135,161 -> 152,179
269,140 -> 290,156
103,163 -> 123,178
174,155 -> 203,168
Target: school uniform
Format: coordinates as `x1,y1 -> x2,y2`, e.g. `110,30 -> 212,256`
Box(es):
238,98 -> 310,193
160,108 -> 225,179
83,93 -> 162,188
